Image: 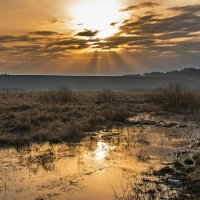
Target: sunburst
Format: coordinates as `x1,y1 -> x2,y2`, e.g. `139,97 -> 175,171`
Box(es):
70,0 -> 124,38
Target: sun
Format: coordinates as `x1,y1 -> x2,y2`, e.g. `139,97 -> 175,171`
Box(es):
70,0 -> 124,38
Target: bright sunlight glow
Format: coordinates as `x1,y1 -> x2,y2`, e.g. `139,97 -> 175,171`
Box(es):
70,0 -> 124,38
95,142 -> 108,160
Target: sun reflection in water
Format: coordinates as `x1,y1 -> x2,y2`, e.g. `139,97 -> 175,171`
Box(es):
95,142 -> 111,160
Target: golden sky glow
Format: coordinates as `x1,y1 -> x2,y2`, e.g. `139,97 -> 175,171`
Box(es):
0,0 -> 200,75
70,0 -> 125,38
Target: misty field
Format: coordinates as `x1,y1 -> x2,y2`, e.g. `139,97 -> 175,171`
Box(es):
0,85 -> 200,200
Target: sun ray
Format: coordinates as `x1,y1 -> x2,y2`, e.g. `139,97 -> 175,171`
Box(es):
104,51 -> 120,74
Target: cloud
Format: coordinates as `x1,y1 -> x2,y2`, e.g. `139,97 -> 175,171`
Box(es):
1,3 -> 200,74
120,2 -> 159,12
95,4 -> 200,56
53,37 -> 90,49
0,35 -> 37,43
170,4 -> 200,14
110,22 -> 118,26
1,3 -> 200,57
29,31 -> 60,36
0,31 -> 92,65
76,29 -> 99,37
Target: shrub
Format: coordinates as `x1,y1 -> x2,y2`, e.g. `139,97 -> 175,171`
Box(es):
151,83 -> 197,112
40,85 -> 74,104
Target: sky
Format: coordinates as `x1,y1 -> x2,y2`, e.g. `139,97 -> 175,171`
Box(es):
0,0 -> 200,75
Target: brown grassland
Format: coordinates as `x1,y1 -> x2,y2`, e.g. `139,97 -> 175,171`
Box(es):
0,88 -> 150,146
0,84 -> 199,146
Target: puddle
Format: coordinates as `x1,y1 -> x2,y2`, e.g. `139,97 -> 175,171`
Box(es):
0,124 -> 199,200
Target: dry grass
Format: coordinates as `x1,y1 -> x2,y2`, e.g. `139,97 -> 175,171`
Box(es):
0,87 -> 199,146
0,90 -> 146,146
151,83 -> 199,113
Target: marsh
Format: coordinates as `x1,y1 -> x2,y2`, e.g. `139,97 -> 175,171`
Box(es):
0,88 -> 200,200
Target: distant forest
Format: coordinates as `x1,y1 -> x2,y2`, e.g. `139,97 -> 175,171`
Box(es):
1,68 -> 200,77
124,68 -> 200,78
0,67 -> 200,90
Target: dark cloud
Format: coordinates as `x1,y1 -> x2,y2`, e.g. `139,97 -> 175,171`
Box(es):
96,4 -> 200,56
76,29 -> 99,37
0,33 -> 91,63
29,31 -> 61,36
120,2 -> 159,12
49,19 -> 66,24
53,37 -> 89,49
170,4 -> 200,14
94,35 -> 152,49
0,35 -> 15,42
0,35 -> 44,43
110,22 -> 118,26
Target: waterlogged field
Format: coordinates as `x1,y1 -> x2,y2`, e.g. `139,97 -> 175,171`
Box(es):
0,88 -> 200,200
0,120 -> 199,200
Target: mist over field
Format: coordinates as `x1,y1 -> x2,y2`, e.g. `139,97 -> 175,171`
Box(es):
1,68 -> 200,90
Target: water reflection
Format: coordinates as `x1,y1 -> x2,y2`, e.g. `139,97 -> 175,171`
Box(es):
95,142 -> 111,160
0,124 -> 199,200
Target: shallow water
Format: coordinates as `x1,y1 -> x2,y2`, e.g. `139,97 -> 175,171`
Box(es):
0,124 -> 199,200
